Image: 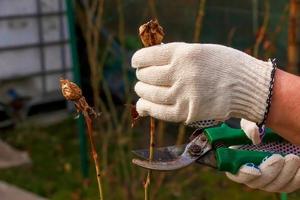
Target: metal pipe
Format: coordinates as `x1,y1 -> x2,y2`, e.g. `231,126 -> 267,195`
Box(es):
65,0 -> 89,178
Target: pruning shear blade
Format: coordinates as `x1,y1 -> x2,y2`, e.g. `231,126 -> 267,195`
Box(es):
132,145 -> 186,161
132,132 -> 212,171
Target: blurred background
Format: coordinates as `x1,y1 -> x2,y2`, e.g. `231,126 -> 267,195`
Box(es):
0,0 -> 299,199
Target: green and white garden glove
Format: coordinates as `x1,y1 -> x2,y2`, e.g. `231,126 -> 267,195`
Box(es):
226,119 -> 300,193
132,42 -> 273,128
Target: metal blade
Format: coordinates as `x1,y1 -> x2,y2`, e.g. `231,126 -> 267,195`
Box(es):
132,133 -> 212,171
133,145 -> 218,169
132,145 -> 186,161
195,150 -> 218,168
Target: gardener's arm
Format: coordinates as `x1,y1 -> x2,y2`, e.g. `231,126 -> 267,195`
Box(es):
267,69 -> 300,144
131,42 -> 300,144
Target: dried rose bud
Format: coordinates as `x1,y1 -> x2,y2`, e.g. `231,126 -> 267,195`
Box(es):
60,79 -> 82,101
125,104 -> 140,127
130,104 -> 140,127
139,19 -> 164,47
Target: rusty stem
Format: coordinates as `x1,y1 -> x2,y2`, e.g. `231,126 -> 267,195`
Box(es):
138,19 -> 163,200
60,79 -> 104,200
73,97 -> 105,200
83,112 -> 104,200
144,117 -> 155,200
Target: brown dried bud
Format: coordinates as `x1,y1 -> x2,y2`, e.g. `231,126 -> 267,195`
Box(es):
139,19 -> 164,47
60,78 -> 82,101
130,104 -> 140,127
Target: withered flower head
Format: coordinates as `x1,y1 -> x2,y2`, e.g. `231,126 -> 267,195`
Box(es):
60,78 -> 82,101
139,19 -> 164,47
130,104 -> 140,127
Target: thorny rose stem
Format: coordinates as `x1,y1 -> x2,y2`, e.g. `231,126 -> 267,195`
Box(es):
60,79 -> 104,200
138,19 -> 164,200
144,117 -> 155,200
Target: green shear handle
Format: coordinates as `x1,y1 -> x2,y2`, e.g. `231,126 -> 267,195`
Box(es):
205,123 -> 288,174
215,148 -> 272,174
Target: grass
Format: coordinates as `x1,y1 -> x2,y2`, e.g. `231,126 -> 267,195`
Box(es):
0,118 -> 300,199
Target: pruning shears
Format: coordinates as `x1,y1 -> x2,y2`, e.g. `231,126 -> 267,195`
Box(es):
132,123 -> 300,174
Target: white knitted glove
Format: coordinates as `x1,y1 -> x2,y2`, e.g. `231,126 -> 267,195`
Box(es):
240,118 -> 262,145
132,42 -> 273,127
226,154 -> 300,193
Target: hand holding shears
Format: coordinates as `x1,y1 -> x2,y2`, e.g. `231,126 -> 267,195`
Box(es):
133,122 -> 300,193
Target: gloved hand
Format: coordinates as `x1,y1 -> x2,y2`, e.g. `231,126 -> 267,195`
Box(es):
226,154 -> 300,193
240,118 -> 262,145
226,119 -> 300,193
132,42 -> 273,127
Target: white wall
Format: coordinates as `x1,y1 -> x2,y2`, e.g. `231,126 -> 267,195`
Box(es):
0,0 -> 72,102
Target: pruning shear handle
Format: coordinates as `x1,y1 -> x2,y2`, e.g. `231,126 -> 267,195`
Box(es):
133,123 -> 299,174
